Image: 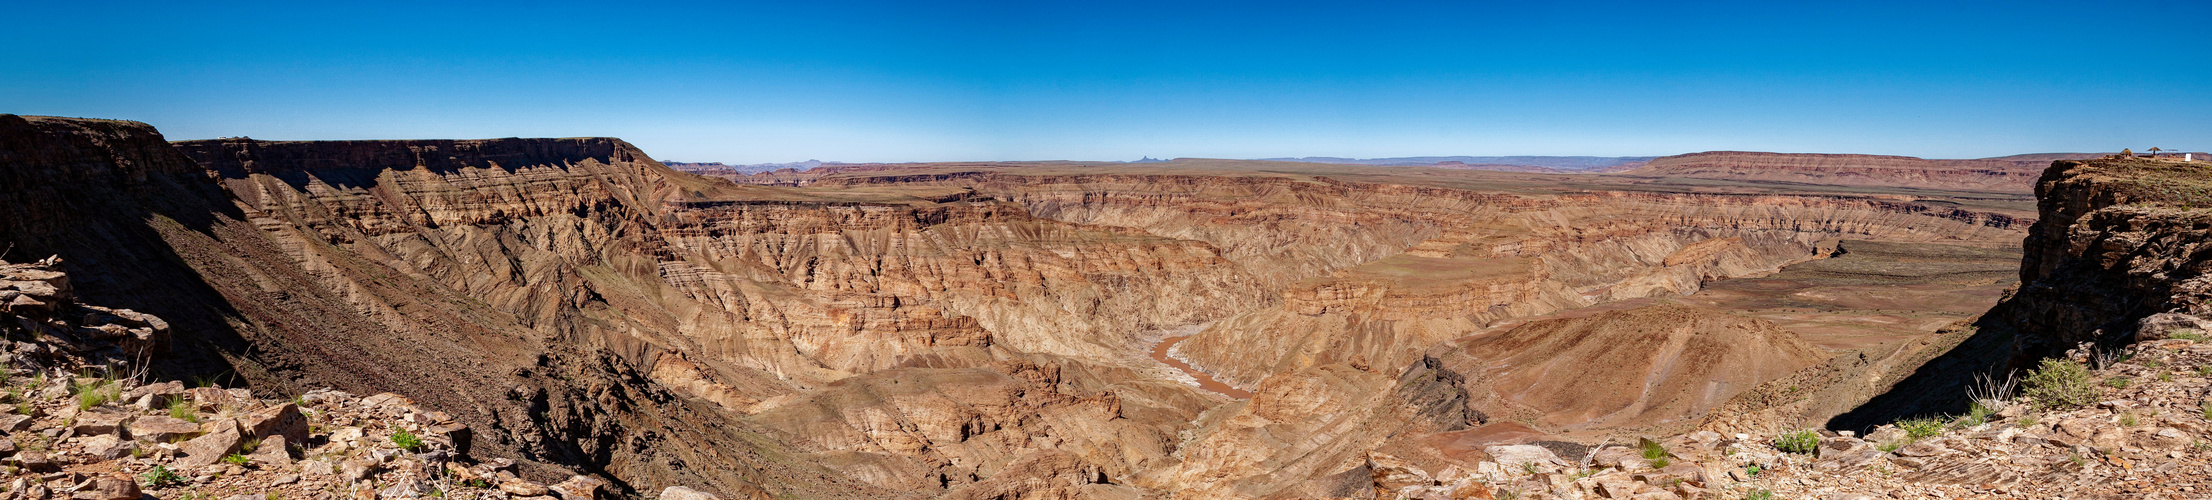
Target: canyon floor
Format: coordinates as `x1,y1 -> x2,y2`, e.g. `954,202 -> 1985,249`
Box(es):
15,114 -> 2203,499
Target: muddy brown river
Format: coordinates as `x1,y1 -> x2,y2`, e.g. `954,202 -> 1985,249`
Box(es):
1150,335 -> 1254,399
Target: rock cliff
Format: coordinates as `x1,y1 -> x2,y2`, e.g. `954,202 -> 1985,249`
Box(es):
1825,157 -> 2212,432
1,113 -> 2096,498
1626,151 -> 2096,194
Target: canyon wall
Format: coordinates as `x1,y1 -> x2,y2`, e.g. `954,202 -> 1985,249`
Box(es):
1626,151 -> 2092,193
0,114 -> 2060,498
1824,157 -> 2212,431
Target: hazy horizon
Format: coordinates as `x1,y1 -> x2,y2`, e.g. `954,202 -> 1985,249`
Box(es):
6,1 -> 2207,163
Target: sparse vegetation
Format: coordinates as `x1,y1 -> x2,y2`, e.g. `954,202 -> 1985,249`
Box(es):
221,453 -> 250,466
1641,440 -> 1669,460
141,465 -> 183,488
72,377 -> 122,411
168,398 -> 201,423
2106,377 -> 2132,389
2024,358 -> 2098,409
1898,417 -> 1945,438
391,429 -> 423,451
2172,329 -> 2209,341
2120,412 -> 2138,427
1745,489 -> 1777,500
1775,430 -> 1820,455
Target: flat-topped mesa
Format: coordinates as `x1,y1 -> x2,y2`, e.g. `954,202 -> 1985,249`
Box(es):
0,115 -> 214,238
172,136 -> 654,175
1627,150 -> 2096,193
171,137 -> 697,236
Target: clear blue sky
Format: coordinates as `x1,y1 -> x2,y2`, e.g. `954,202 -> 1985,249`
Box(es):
4,1 -> 2207,163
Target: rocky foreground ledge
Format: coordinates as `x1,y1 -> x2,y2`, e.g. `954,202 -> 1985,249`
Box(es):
2,257 -> 731,500
1367,335 -> 2212,499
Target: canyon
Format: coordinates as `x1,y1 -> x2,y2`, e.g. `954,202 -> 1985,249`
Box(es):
6,113 -> 2190,499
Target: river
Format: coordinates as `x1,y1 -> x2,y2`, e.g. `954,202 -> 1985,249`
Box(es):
1149,333 -> 1254,399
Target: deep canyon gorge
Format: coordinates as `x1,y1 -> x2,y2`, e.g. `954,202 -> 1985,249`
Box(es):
7,113 -> 2201,499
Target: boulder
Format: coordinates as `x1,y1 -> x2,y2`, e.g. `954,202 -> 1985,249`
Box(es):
81,434 -> 136,460
660,486 -> 723,500
123,381 -> 184,408
70,410 -> 132,437
128,416 -> 200,443
0,414 -> 34,433
248,434 -> 295,465
240,403 -> 309,445
1485,444 -> 1569,473
551,475 -> 609,500
175,421 -> 242,467
501,481 -> 552,497
67,475 -> 139,500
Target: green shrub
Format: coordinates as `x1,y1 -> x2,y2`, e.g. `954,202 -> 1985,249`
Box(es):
1745,490 -> 1777,500
221,454 -> 250,466
2024,358 -> 2098,409
141,465 -> 183,488
2170,329 -> 2207,341
1774,430 -> 1820,455
1897,417 -> 1945,438
1640,440 -> 1669,460
391,429 -> 423,451
168,398 -> 201,423
2106,377 -> 2132,389
72,379 -> 121,412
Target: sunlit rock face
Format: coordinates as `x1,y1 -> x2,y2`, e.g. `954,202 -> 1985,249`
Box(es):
3,114 -> 2045,497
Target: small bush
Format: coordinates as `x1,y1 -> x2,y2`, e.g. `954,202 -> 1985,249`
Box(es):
221,454 -> 250,466
168,398 -> 201,423
1898,417 -> 1945,438
391,429 -> 423,451
141,465 -> 183,488
1640,440 -> 1669,460
2201,399 -> 2211,420
1746,490 -> 1777,500
73,379 -> 121,412
2024,358 -> 2098,409
2120,413 -> 2139,427
2198,365 -> 2212,377
2106,377 -> 2132,389
1775,430 -> 1820,455
2170,329 -> 2208,341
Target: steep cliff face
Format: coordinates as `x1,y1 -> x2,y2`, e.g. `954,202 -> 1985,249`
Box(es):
1996,158 -> 2212,355
1824,157 -> 2212,431
1627,151 -> 2086,193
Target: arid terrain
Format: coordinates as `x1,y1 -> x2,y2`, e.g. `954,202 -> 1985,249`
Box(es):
5,113 -> 2207,499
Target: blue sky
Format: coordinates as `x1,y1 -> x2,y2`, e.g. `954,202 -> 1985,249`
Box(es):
4,1 -> 2207,163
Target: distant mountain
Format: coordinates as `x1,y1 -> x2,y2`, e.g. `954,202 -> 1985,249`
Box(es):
1259,156 -> 1658,172
665,160 -> 826,174
1127,157 -> 1171,163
